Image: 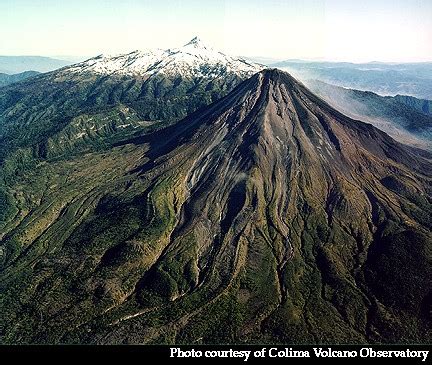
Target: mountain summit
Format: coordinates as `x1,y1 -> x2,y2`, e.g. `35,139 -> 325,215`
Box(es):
107,68 -> 432,344
151,68 -> 431,176
183,36 -> 208,48
3,69 -> 430,344
65,37 -> 263,78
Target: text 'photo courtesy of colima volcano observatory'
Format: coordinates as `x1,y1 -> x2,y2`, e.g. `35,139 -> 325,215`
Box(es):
0,0 -> 432,361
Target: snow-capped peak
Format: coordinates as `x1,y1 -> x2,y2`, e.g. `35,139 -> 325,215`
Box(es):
183,36 -> 207,48
65,38 -> 264,79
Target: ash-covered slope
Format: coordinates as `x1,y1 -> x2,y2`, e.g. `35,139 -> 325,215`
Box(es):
1,69 -> 431,344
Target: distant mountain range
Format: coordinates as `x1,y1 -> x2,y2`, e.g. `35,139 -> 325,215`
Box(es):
0,71 -> 40,87
394,94 -> 432,116
0,56 -> 72,74
273,60 -> 432,100
305,80 -> 432,149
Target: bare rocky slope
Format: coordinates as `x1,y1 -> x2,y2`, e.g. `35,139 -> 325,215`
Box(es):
1,69 -> 431,344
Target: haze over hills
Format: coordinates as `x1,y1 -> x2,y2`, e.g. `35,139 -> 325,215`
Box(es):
0,56 -> 72,74
305,80 -> 432,149
273,60 -> 432,100
394,94 -> 432,116
1,69 -> 431,344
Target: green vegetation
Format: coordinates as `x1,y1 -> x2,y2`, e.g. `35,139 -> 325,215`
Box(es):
0,69 -> 431,345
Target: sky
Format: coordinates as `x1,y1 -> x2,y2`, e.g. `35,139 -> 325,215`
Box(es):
0,0 -> 431,62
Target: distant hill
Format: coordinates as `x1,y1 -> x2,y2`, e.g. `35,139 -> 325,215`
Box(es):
0,71 -> 40,87
393,94 -> 432,116
306,79 -> 432,149
0,56 -> 72,74
273,60 -> 432,100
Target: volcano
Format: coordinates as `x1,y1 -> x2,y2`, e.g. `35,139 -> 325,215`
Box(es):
1,69 -> 431,344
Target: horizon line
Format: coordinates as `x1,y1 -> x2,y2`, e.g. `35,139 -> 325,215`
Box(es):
1,53 -> 432,65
